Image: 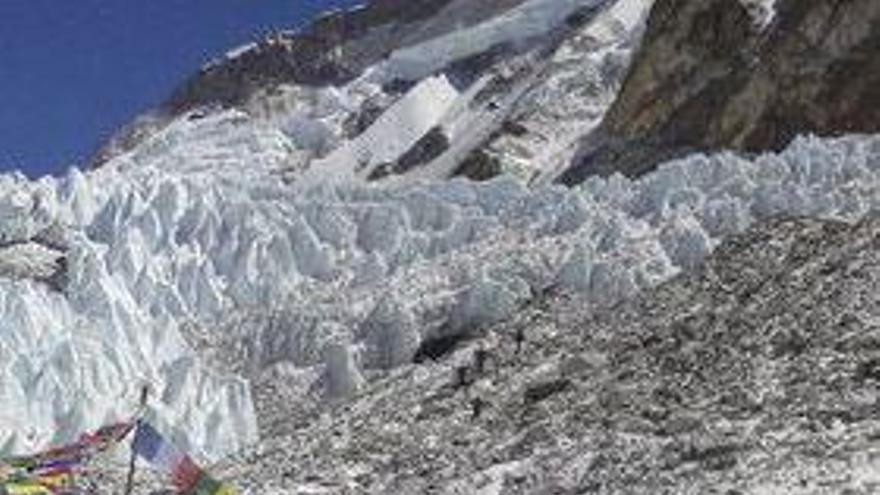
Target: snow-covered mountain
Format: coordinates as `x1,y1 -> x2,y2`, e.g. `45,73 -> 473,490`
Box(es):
94,0 -> 652,185
3,1 -> 880,491
94,0 -> 880,189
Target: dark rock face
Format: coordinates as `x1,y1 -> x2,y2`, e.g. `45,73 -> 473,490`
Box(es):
394,127 -> 450,174
342,98 -> 390,139
164,0 -> 457,113
163,0 -> 536,115
452,148 -> 503,181
42,256 -> 68,292
368,126 -> 450,181
562,0 -> 880,184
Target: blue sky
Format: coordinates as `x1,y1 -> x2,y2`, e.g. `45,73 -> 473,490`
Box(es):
0,0 -> 363,178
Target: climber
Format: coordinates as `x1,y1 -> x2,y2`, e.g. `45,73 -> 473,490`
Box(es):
473,346 -> 489,375
454,365 -> 470,389
514,327 -> 525,354
470,397 -> 487,420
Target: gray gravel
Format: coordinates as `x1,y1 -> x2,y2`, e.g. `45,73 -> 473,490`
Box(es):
194,212 -> 880,494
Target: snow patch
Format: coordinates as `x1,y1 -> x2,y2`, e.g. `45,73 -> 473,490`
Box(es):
384,0 -> 604,81
740,0 -> 777,29
306,75 -> 459,181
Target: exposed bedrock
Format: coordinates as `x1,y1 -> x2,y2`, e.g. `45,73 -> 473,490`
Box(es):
561,0 -> 880,184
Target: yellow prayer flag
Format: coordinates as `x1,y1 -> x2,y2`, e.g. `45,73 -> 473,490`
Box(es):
215,483 -> 238,495
3,482 -> 51,495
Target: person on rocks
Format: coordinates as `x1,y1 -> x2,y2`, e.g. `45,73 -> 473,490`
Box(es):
474,346 -> 489,375
514,327 -> 525,354
454,365 -> 470,389
471,397 -> 487,420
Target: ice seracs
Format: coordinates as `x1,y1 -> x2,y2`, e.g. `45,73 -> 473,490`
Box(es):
7,127 -> 880,464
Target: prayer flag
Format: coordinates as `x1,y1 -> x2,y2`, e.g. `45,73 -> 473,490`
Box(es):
132,421 -> 236,495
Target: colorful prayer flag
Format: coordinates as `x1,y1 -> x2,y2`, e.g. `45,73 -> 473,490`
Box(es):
132,421 -> 236,495
1,419 -> 134,492
3,482 -> 52,495
2,471 -> 71,494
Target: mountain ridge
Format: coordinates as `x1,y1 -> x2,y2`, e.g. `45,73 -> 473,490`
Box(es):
91,0 -> 651,185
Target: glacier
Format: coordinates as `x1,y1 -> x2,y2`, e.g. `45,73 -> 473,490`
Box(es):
2,0 -> 880,467
2,106 -> 880,461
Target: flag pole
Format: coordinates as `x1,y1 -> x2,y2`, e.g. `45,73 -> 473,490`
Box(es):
124,385 -> 150,495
